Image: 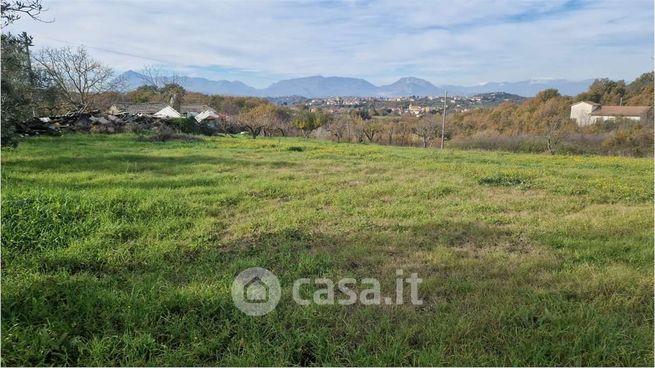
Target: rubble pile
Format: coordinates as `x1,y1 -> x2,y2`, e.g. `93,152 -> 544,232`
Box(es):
16,111 -> 170,137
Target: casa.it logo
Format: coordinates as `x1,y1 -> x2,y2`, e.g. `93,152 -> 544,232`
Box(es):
232,267 -> 424,316
231,267 -> 281,316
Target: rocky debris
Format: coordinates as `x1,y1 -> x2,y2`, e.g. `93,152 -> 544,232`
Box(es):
16,117 -> 63,136
16,111 -> 174,137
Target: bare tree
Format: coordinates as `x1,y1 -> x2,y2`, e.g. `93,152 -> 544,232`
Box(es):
1,0 -> 51,26
384,119 -> 397,145
140,65 -> 178,87
33,46 -> 118,111
396,117 -> 413,146
414,115 -> 438,148
325,115 -> 349,142
160,83 -> 185,111
362,119 -> 382,143
535,97 -> 571,154
350,115 -> 366,143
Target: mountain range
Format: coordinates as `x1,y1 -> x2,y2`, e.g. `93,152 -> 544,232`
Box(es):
118,70 -> 593,98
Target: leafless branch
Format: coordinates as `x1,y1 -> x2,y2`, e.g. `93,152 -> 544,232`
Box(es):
139,65 -> 181,89
1,0 -> 52,27
33,46 -> 116,112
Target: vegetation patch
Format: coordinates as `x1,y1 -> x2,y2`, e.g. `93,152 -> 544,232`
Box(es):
1,193 -> 97,255
478,174 -> 532,188
137,132 -> 203,142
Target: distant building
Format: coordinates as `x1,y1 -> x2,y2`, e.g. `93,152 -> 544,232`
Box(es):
569,101 -> 600,126
408,104 -> 430,116
590,105 -> 651,123
570,101 -> 651,126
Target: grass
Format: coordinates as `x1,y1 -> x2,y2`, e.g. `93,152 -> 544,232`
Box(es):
1,134 -> 653,366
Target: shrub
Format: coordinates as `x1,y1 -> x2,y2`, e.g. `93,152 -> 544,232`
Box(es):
479,174 -> 531,188
165,117 -> 198,134
601,125 -> 654,157
557,134 -> 606,155
137,129 -> 203,142
450,132 -> 546,153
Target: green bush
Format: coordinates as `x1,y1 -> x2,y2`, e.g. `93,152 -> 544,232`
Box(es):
165,117 -> 198,134
478,174 -> 531,188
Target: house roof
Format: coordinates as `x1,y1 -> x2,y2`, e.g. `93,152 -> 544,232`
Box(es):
590,105 -> 651,117
111,103 -> 216,115
114,103 -> 168,114
154,106 -> 182,118
195,109 -> 222,122
573,101 -> 601,106
180,105 -> 215,113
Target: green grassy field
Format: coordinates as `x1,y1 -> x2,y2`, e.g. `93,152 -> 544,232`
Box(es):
2,134 -> 653,366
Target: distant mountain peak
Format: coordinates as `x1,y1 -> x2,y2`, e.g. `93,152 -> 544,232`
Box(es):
395,76 -> 432,83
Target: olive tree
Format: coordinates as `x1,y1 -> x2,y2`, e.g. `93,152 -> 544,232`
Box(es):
238,105 -> 267,139
294,109 -> 330,138
1,34 -> 32,146
1,0 -> 49,146
237,103 -> 288,139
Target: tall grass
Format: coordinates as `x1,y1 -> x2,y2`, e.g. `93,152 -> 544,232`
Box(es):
2,134 -> 653,365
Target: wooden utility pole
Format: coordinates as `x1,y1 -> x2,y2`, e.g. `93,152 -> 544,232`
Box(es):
21,32 -> 36,117
440,91 -> 447,149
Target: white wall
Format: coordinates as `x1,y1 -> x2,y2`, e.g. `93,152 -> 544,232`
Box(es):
591,115 -> 641,123
570,102 -> 596,126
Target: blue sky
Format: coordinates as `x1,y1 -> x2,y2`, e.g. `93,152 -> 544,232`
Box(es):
5,0 -> 653,87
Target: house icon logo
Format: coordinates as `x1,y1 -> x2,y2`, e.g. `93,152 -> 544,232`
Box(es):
231,267 -> 281,316
244,276 -> 269,303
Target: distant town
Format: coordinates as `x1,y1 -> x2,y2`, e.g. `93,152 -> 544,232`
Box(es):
268,92 -> 526,115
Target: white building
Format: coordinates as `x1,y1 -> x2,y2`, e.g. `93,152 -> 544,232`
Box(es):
570,101 -> 600,126
408,104 -> 430,116
590,105 -> 651,123
570,101 -> 650,126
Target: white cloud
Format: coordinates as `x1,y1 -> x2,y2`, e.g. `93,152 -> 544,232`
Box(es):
4,0 -> 652,86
